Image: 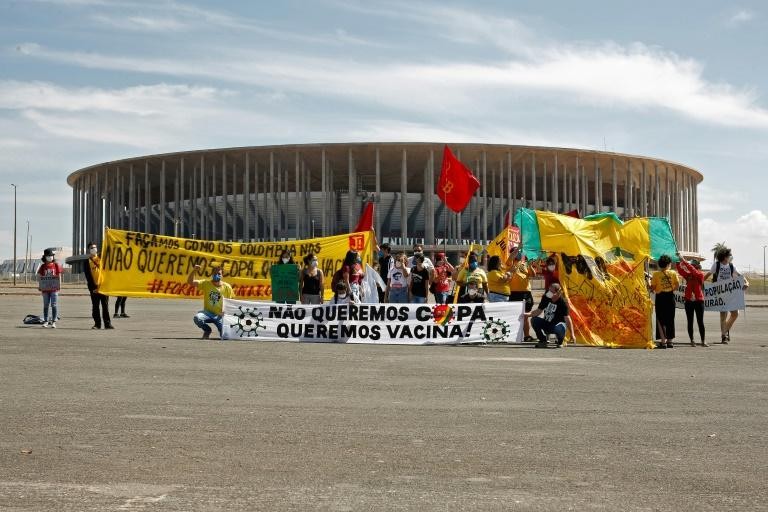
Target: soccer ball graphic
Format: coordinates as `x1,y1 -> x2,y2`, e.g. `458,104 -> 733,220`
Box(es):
482,318 -> 510,343
230,306 -> 265,338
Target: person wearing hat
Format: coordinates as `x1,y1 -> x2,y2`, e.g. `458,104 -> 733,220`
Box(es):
431,252 -> 455,304
37,248 -> 63,328
676,253 -> 707,347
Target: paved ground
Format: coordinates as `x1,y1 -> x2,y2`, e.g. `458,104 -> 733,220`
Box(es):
1,288 -> 767,511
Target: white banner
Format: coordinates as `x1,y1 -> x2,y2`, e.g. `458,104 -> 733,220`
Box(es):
673,276 -> 746,312
221,300 -> 524,345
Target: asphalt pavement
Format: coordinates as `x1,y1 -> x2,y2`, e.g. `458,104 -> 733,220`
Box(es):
1,289 -> 766,511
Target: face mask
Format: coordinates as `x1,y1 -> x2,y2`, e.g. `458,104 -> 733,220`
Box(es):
89,248 -> 98,255
378,251 -> 383,258
468,288 -> 478,297
282,257 -> 289,264
469,262 -> 478,270
547,265 -> 556,272
338,293 -> 347,299
310,260 -> 318,267
356,257 -> 362,264
414,251 -> 423,257
545,291 -> 554,299
395,261 -> 402,269
212,274 -> 222,282
45,256 -> 53,262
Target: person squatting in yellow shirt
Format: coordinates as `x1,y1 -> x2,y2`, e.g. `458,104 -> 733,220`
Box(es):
187,264 -> 235,339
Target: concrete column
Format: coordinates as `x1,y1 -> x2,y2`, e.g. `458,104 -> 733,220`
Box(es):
693,182 -> 698,252
521,160 -> 527,208
321,149 -> 327,237
296,151 -> 302,238
499,159 -> 505,227
220,155 -> 226,240
508,152 -> 514,221
626,160 -> 633,218
269,153 -> 274,240
542,160 -> 548,211
277,160 -> 282,237
553,154 -> 559,213
401,148 -> 408,243
426,149 -> 435,246
611,159 -> 618,213
490,156 -> 496,233
641,161 -> 647,217
593,157 -> 599,214
348,149 -> 355,233
128,165 -> 135,231
574,156 -> 580,214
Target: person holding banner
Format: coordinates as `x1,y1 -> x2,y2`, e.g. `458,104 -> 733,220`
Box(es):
431,253 -> 455,304
676,254 -> 707,347
650,255 -> 680,349
187,264 -> 234,339
37,248 -> 63,328
84,241 -> 113,330
525,283 -> 575,348
455,253 -> 488,302
300,253 -> 324,305
507,247 -> 536,341
707,247 -> 748,344
385,252 -> 410,303
377,243 -> 394,302
408,254 -> 432,304
342,250 -> 365,303
486,255 -> 512,302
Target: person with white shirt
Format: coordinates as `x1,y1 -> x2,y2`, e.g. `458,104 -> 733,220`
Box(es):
706,246 -> 748,343
406,244 -> 433,271
385,252 -> 410,303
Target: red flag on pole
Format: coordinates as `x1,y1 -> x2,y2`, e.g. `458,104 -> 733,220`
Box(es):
436,145 -> 480,213
504,209 -> 511,227
353,201 -> 374,232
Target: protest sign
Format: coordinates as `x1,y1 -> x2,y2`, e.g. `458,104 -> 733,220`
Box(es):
97,228 -> 374,300
270,264 -> 300,303
673,276 -> 746,312
222,301 -> 524,345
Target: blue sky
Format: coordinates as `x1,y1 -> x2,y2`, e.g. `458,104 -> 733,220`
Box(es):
1,0 -> 767,270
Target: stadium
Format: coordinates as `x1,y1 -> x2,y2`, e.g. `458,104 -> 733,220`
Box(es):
67,142 -> 702,254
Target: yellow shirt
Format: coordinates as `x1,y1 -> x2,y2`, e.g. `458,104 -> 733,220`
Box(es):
487,270 -> 511,295
651,269 -> 679,293
198,280 -> 235,315
508,261 -> 533,292
457,267 -> 487,286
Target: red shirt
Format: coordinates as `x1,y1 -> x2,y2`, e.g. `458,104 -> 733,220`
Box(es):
37,262 -> 63,292
676,261 -> 704,301
432,262 -> 455,293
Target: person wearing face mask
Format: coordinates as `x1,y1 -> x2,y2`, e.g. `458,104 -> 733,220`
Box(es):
406,244 -> 433,271
408,254 -> 432,304
525,283 -> 575,348
37,248 -> 63,328
276,249 -> 295,265
705,246 -> 748,343
187,264 -> 234,339
342,250 -> 365,303
83,241 -> 113,330
455,253 -> 488,302
329,281 -> 351,304
650,254 -> 680,349
300,253 -> 324,305
507,246 -> 536,341
486,255 -> 513,302
541,255 -> 560,290
377,244 -> 394,302
385,252 -> 410,303
431,252 -> 455,304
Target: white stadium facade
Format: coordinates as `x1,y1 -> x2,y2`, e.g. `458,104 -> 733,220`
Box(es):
67,142 -> 701,253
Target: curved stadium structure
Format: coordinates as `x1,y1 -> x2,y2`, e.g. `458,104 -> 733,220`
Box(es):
67,142 -> 701,253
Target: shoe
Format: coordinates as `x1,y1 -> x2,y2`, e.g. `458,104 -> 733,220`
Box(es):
690,340 -> 696,347
202,332 -> 211,340
41,322 -> 48,328
92,325 -> 101,330
725,331 -> 730,342
523,336 -> 535,342
535,341 -> 547,348
50,322 -> 56,329
105,325 -> 114,330
114,313 -> 119,318
657,343 -> 666,349
721,334 -> 727,343
701,341 -> 709,347
120,313 -> 130,318
666,342 -> 674,348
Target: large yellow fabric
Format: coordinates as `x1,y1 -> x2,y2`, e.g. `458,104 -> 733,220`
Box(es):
486,225 -> 521,268
536,212 -> 654,348
98,229 -> 374,300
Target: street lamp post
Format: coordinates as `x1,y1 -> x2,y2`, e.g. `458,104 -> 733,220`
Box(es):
10,184 -> 16,286
24,220 -> 29,284
763,245 -> 766,294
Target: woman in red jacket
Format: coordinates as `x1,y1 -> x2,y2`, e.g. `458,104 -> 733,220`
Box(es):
676,254 -> 707,347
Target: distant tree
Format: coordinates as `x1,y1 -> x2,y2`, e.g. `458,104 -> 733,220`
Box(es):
711,242 -> 731,261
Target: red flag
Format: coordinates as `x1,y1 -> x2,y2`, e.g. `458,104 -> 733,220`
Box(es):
565,209 -> 581,219
353,201 -> 374,233
436,145 -> 480,213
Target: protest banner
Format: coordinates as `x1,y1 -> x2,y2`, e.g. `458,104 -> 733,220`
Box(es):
221,301 -> 524,345
97,228 -> 374,300
672,276 -> 746,312
270,264 -> 300,303
515,209 -> 679,348
486,225 -> 521,267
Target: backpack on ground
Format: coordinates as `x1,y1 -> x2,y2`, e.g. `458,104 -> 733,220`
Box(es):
23,314 -> 45,325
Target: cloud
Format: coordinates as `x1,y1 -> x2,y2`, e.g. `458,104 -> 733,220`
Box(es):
699,210 -> 768,270
696,184 -> 746,213
727,9 -> 755,26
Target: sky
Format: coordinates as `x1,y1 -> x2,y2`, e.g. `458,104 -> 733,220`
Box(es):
1,0 -> 767,271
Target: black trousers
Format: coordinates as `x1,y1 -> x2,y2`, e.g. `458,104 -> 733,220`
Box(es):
114,296 -> 127,315
90,291 -> 111,328
685,300 -> 705,342
655,291 -> 676,340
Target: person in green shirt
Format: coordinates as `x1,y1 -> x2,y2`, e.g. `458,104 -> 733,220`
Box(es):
187,264 -> 235,339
